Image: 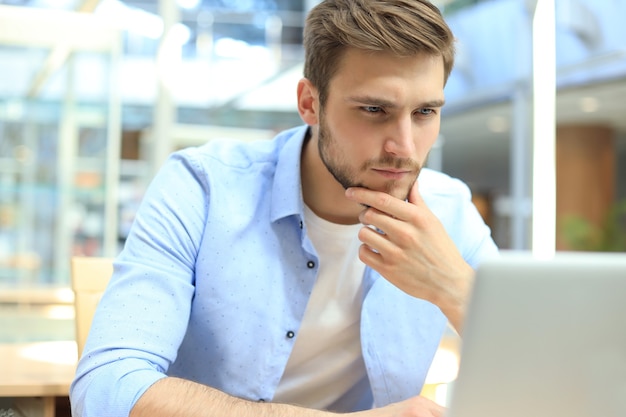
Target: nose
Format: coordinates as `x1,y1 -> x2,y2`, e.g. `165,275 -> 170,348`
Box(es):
383,115 -> 415,158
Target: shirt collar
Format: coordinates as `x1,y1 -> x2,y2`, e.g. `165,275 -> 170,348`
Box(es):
270,125 -> 310,223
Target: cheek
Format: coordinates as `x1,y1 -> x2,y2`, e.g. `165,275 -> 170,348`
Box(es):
416,121 -> 441,152
327,113 -> 375,150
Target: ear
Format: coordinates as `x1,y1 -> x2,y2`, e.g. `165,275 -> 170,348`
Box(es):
296,78 -> 319,126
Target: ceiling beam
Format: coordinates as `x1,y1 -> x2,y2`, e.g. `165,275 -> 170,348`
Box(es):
26,0 -> 103,98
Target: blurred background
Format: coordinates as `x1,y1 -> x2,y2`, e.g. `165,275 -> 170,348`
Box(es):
1,0 -> 625,289
0,0 -> 624,411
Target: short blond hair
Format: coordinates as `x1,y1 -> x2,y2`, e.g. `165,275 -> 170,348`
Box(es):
303,0 -> 456,105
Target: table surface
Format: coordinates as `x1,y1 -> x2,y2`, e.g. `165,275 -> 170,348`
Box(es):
0,341 -> 77,397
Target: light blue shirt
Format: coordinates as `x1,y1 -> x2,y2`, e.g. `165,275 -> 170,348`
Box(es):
70,125 -> 498,417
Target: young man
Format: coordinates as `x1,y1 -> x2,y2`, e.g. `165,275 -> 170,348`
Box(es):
70,1 -> 498,416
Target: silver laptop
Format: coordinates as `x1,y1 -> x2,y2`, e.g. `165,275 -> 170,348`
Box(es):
446,251 -> 626,417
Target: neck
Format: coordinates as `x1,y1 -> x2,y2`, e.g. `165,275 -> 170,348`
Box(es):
300,127 -> 362,225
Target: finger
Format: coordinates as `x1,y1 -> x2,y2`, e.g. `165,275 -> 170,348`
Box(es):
415,396 -> 446,417
357,242 -> 384,270
408,179 -> 430,209
358,206 -> 386,230
359,206 -> 404,242
431,401 -> 445,417
356,224 -> 409,277
430,399 -> 445,413
357,238 -> 395,274
346,187 -> 412,221
357,223 -> 392,254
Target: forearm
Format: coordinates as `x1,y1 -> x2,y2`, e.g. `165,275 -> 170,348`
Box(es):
130,377 -> 335,417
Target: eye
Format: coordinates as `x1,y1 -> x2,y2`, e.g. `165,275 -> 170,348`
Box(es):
361,106 -> 384,114
417,108 -> 435,116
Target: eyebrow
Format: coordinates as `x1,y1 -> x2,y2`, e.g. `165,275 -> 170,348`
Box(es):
346,95 -> 446,109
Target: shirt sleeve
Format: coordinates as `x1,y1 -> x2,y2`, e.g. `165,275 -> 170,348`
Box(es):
452,181 -> 500,267
420,169 -> 500,267
70,149 -> 209,417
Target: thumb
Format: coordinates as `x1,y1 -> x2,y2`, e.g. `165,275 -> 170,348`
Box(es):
408,179 -> 425,206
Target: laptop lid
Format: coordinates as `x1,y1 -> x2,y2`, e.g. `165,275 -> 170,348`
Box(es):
446,251 -> 626,417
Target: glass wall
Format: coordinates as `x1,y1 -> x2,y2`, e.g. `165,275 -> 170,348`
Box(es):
0,6 -> 122,287
2,0 -> 625,285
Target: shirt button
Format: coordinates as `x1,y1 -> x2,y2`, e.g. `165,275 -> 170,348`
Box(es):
299,220 -> 303,229
286,330 -> 295,338
307,261 -> 315,269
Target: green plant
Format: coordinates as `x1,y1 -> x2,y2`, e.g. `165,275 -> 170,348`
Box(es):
561,199 -> 626,252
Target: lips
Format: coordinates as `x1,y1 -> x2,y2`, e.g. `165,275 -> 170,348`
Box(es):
372,168 -> 412,180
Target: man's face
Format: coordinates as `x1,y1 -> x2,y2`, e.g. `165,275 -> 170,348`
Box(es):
316,48 -> 445,201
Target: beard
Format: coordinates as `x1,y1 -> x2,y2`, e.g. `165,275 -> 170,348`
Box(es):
317,111 -> 422,201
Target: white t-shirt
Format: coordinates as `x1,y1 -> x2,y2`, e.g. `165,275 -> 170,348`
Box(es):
273,204 -> 368,410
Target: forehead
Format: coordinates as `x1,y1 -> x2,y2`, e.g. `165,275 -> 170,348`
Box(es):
329,48 -> 445,100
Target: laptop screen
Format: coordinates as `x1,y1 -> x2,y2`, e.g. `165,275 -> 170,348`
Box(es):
446,251 -> 626,417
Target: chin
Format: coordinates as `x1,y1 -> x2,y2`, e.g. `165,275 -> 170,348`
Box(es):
390,188 -> 411,201
359,182 -> 412,201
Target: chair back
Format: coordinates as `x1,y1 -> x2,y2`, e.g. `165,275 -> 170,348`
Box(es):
70,256 -> 114,357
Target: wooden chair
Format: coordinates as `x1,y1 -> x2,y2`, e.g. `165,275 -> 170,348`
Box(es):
70,256 -> 114,357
